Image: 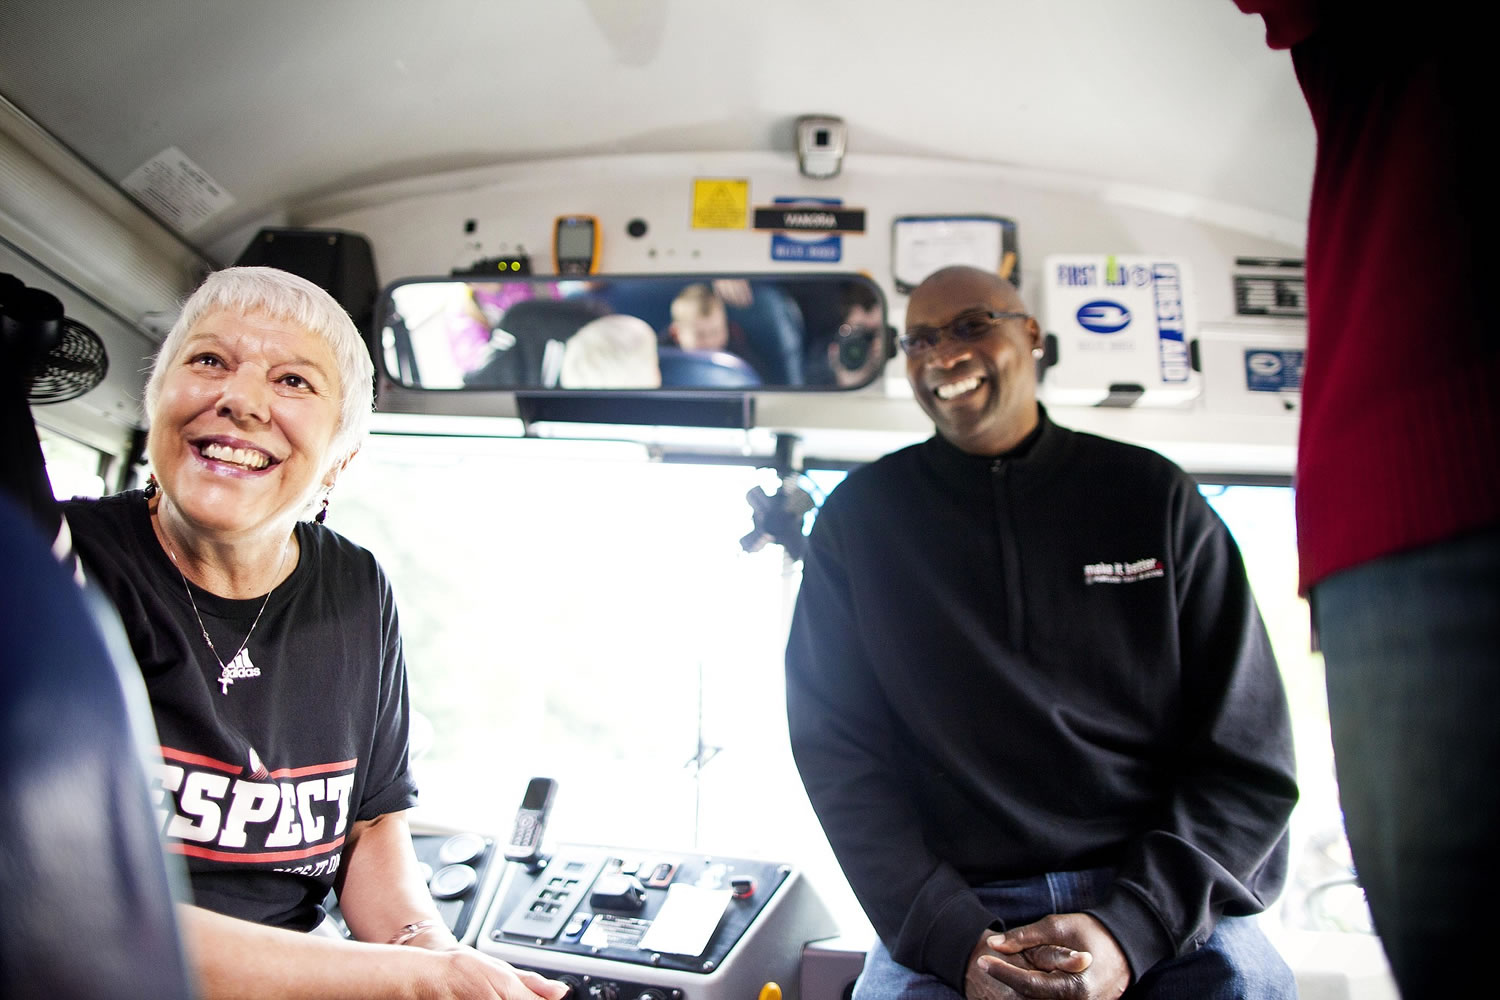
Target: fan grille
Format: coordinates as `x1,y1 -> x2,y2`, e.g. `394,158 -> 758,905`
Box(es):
29,319 -> 109,403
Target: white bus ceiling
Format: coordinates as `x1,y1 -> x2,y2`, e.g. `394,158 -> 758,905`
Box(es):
1,0 -> 1313,472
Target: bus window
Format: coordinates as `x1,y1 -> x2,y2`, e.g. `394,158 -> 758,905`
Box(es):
1200,484 -> 1372,935
333,440 -> 1368,939
38,427 -> 108,499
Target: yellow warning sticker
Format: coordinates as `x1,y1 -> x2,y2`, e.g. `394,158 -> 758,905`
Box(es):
691,178 -> 750,230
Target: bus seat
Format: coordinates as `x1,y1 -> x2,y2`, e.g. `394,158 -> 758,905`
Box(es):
464,297 -> 611,388
0,493 -> 193,1000
729,282 -> 806,384
658,346 -> 763,388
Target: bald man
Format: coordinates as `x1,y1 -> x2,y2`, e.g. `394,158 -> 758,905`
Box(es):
785,267 -> 1298,1000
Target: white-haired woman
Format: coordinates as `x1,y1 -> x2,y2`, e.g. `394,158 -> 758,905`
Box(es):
559,314 -> 662,389
62,267 -> 567,1000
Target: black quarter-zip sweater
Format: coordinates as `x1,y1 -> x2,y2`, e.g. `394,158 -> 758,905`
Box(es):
785,411 -> 1297,989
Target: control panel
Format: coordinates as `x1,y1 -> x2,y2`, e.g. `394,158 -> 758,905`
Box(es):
478,844 -> 836,1000
513,963 -> 683,1000
322,829 -> 500,943
499,852 -> 608,940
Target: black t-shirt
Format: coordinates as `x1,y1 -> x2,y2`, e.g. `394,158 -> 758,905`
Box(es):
62,492 -> 419,930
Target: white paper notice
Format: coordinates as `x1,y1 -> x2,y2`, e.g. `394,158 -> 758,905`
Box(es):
892,217 -> 1005,292
637,883 -> 732,957
121,147 -> 235,233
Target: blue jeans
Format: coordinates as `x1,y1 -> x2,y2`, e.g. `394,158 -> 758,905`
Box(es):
1313,524 -> 1500,998
852,869 -> 1294,1000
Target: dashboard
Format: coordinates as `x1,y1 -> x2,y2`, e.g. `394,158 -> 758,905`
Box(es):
326,830 -> 845,1000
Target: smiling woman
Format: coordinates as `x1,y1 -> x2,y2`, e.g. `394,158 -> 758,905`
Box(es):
145,267 -> 374,480
55,267 -> 569,1000
147,308 -> 344,562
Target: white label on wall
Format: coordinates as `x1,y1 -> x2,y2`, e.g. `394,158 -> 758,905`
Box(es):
121,146 -> 236,233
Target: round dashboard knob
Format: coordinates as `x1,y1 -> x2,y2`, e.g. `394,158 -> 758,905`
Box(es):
438,831 -> 487,865
428,863 -> 477,899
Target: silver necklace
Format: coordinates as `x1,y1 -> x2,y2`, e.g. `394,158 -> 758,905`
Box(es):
162,526 -> 291,696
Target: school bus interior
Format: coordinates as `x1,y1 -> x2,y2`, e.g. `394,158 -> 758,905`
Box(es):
1,2 -> 1399,997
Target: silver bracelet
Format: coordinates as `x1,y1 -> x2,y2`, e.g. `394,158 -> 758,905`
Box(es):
388,918 -> 441,946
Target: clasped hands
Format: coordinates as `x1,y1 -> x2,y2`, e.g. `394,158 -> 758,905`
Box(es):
964,913 -> 1129,1000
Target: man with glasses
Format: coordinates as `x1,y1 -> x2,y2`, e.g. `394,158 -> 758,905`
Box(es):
786,266 -> 1298,1000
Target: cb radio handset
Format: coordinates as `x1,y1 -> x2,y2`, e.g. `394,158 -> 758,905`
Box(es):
504,777 -> 556,865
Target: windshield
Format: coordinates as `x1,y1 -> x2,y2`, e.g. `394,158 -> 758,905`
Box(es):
332,434 -> 1362,936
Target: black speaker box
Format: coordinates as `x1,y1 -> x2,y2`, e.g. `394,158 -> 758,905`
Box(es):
233,228 -> 379,335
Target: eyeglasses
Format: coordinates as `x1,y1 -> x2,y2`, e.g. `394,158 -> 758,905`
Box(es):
898,309 -> 1030,356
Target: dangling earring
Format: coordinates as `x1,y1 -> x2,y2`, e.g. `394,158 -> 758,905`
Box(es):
143,473 -> 159,499
315,496 -> 329,525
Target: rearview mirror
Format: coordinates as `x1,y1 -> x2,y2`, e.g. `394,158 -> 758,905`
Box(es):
375,273 -> 890,392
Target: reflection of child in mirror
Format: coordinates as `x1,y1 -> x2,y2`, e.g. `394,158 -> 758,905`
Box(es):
559,314 -> 662,389
470,281 -> 537,323
668,283 -> 735,352
668,283 -> 771,378
443,286 -> 495,374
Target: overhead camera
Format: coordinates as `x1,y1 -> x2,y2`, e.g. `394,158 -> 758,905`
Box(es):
796,115 -> 846,180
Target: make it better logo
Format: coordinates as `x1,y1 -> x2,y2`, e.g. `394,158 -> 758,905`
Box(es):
1083,557 -> 1164,585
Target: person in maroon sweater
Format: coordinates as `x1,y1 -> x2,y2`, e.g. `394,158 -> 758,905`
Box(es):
1236,4 -> 1499,996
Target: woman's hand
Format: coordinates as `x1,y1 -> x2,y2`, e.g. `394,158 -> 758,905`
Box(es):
423,947 -> 570,1000
180,903 -> 569,1000
367,897 -> 567,999
400,928 -> 567,1000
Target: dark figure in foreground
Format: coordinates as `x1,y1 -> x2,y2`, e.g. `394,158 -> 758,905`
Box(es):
1235,4 -> 1500,996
